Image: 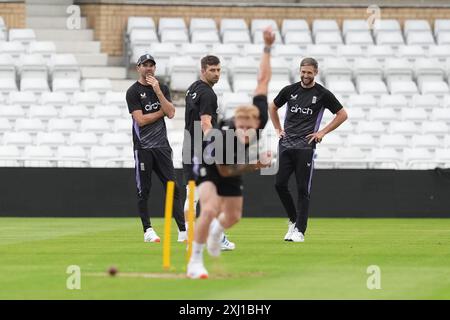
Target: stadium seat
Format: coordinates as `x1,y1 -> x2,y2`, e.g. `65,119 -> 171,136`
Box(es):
400,108 -> 428,123
105,91 -> 126,107
28,41 -> 56,59
357,79 -> 388,97
219,92 -> 251,116
320,134 -> 343,149
60,105 -> 91,120
347,94 -> 377,110
434,19 -> 450,37
47,118 -> 78,134
3,131 -> 33,146
242,44 -> 264,59
40,91 -> 69,107
312,19 -> 340,36
437,32 -> 450,45
397,45 -> 426,62
127,17 -> 156,34
144,42 -> 178,78
72,91 -> 101,107
91,105 -> 122,120
334,147 -> 369,169
35,132 -> 65,147
412,94 -> 441,110
428,45 -> 450,62
210,44 -> 240,63
0,104 -> 26,119
0,145 -> 21,167
191,30 -> 220,47
158,17 -> 187,35
180,43 -> 208,60
8,91 -> 36,107
388,80 -> 419,97
129,29 -> 158,50
253,30 -> 283,44
305,45 -> 336,62
372,19 -> 401,36
56,146 -> 88,168
189,18 -> 217,34
82,78 -> 112,93
0,42 -> 25,59
23,145 -> 54,167
283,31 -> 312,49
14,118 -> 45,133
167,56 -> 198,91
422,121 -> 449,136
379,94 -> 408,110
0,54 -> 16,80
90,146 -> 120,168
414,58 -> 445,83
313,147 -> 335,169
353,58 -> 383,81
0,117 -> 12,131
18,54 -> 47,79
366,45 -> 395,65
371,148 -> 403,169
389,121 -> 419,136
272,45 -> 303,63
342,20 -> 370,35
113,119 -> 131,133
406,32 -> 435,47
384,58 -> 413,81
435,149 -> 450,168
222,30 -> 252,47
326,80 -> 356,97
9,28 -> 36,46
376,32 -> 405,48
315,32 -> 343,47
28,105 -> 58,120
0,78 -> 18,92
347,134 -> 376,149
378,134 -> 408,149
404,20 -> 432,36
80,119 -> 110,133
101,133 -> 130,147
321,58 -> 352,81
220,18 -> 248,36
404,148 -> 435,169
20,78 -> 50,93
251,19 -> 279,35
411,134 -> 440,149
368,107 -> 397,122
345,108 -> 366,123
419,81 -> 449,97
68,132 -> 98,147
344,31 -> 374,47
160,30 -> 189,46
430,108 -> 450,124
52,78 -> 80,93
355,121 -> 386,136
281,19 -> 309,37
336,45 -> 364,65
48,54 -> 80,80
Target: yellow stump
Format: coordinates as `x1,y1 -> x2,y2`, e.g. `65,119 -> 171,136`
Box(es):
163,181 -> 175,270
186,180 -> 196,263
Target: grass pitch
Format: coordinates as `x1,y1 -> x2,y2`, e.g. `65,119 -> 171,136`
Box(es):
0,217 -> 449,299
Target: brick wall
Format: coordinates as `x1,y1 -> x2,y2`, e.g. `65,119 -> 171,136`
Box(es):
0,2 -> 25,28
79,4 -> 450,57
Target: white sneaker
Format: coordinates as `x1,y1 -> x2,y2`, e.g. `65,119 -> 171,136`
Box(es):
284,221 -> 295,241
144,228 -> 160,243
186,261 -> 208,279
221,234 -> 235,251
206,220 -> 222,257
290,228 -> 305,242
178,231 -> 187,243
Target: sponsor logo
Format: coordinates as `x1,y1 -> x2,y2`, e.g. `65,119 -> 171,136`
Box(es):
144,101 -> 161,111
290,94 -> 298,100
290,105 -> 313,115
191,92 -> 197,99
312,96 -> 317,104
140,163 -> 145,171
307,162 -> 311,167
140,92 -> 147,99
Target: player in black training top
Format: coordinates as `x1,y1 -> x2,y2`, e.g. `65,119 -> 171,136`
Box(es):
126,54 -> 186,244
269,57 -> 348,243
187,27 -> 275,279
183,55 -> 235,251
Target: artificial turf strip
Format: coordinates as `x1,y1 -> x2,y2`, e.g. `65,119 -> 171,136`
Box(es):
0,217 -> 449,299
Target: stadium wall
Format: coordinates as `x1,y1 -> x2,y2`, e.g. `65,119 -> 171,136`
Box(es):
77,1 -> 450,57
1,168 -> 449,218
0,0 -> 25,28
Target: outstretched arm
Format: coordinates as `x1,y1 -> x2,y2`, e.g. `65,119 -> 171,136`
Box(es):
254,26 -> 275,97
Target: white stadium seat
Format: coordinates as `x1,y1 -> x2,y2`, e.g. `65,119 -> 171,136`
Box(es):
342,20 -> 370,35
384,58 -> 413,81
48,54 -> 80,80
0,78 -> 18,92
347,94 -> 377,110
370,148 -> 402,169
312,19 -> 340,36
105,91 -> 126,107
68,132 -> 98,147
321,58 -> 352,81
273,45 -> 303,63
222,30 -> 252,47
167,56 -> 198,91
180,43 -> 208,60
47,118 -> 78,133
404,20 -> 431,36
82,78 -> 112,93
411,134 -> 440,149
220,18 -> 248,35
101,133 -> 130,147
210,44 -> 240,63
334,147 -> 369,169
28,105 -> 58,120
0,42 -> 25,59
9,28 -> 36,46
0,117 -> 12,131
60,105 -> 91,120
368,108 -> 397,122
434,19 -> 450,36
336,45 -> 364,65
281,19 -> 309,37
158,17 -> 187,35
372,19 -> 401,36
388,80 -> 419,97
353,58 -> 383,80
28,41 -> 56,59
127,17 -> 156,34
91,105 -> 122,120
379,134 -> 408,149
412,94 -> 441,110
72,91 -> 101,107
20,78 -> 50,93
437,32 -> 450,45
145,42 -> 178,78
283,31 -> 312,48
430,108 -> 450,124
191,31 -> 220,46
305,45 -> 336,62
0,145 -> 21,167
90,146 -> 120,168
406,32 -> 435,47
14,118 -> 45,133
18,54 -> 47,79
129,29 -> 158,47
251,19 -> 279,35
160,30 -> 189,46
347,134 -> 376,148
113,119 -> 131,133
366,45 -> 395,65
422,121 -> 449,136
357,79 -> 388,97
389,121 -> 419,135
189,18 -> 217,34
8,91 -> 36,106
253,30 -> 283,44
420,81 -> 449,97
80,119 -> 111,133
40,91 -> 69,107
436,149 -> 450,168
404,148 -> 435,169
3,132 -> 33,146
428,45 -> 450,62
56,146 -> 87,168
355,121 -> 386,135
379,94 -> 408,110
315,32 -> 343,47
52,78 -> 80,93
397,45 -> 426,62
400,108 -> 428,123
23,145 -> 53,167
36,132 -> 65,147
345,31 -> 374,47
0,104 -> 26,119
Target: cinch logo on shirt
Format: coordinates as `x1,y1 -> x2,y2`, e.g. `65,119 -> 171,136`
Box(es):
290,105 -> 313,115
144,101 -> 161,111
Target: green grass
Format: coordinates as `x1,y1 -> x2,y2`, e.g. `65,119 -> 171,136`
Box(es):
0,217 -> 449,299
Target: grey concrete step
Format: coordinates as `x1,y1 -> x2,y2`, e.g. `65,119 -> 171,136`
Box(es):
26,4 -> 72,17
111,79 -> 135,91
26,17 -> 87,29
54,41 -> 100,54
35,29 -> 94,41
81,66 -> 128,79
75,53 -> 108,66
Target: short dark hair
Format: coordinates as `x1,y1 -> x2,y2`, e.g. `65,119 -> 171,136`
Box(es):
201,55 -> 220,70
300,57 -> 318,70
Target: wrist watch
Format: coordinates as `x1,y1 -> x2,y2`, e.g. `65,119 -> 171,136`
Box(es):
264,46 -> 271,53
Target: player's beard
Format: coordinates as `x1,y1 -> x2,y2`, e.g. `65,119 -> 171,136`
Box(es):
301,76 -> 314,87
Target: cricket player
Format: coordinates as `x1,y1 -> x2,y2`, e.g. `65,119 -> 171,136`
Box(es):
126,54 -> 187,243
186,27 -> 275,279
269,57 -> 348,242
183,55 -> 235,251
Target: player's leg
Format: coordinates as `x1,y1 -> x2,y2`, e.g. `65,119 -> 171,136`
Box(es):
291,148 -> 315,242
152,148 -> 187,240
187,181 -> 221,279
274,146 -> 297,240
134,149 -> 160,242
217,200 -> 236,251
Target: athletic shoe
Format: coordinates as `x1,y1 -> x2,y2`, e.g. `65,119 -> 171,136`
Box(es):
284,221 -> 295,241
178,231 -> 187,243
221,234 -> 235,251
186,261 -> 208,279
207,220 -> 222,257
290,228 -> 305,242
144,228 -> 160,243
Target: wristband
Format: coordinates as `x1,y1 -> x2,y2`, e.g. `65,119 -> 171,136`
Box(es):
264,46 -> 271,53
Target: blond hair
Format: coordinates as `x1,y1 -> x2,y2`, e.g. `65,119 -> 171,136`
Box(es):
234,105 -> 260,120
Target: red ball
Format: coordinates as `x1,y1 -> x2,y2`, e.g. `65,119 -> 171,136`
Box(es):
108,266 -> 118,276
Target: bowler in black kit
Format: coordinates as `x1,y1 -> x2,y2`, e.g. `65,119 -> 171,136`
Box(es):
269,57 -> 348,242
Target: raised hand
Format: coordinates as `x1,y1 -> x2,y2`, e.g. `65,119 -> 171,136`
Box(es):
146,75 -> 162,94
263,26 -> 276,47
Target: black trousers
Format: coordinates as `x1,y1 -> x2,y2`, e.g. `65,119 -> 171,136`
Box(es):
274,146 -> 315,234
134,147 -> 185,232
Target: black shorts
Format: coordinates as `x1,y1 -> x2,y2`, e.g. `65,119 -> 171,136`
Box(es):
196,164 -> 243,197
183,163 -> 196,184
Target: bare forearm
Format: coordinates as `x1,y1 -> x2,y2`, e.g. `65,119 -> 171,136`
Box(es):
156,92 -> 175,119
139,110 -> 165,126
269,104 -> 282,131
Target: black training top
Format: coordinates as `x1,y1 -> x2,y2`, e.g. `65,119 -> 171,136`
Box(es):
273,82 -> 343,149
183,80 -> 219,162
126,81 -> 171,150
